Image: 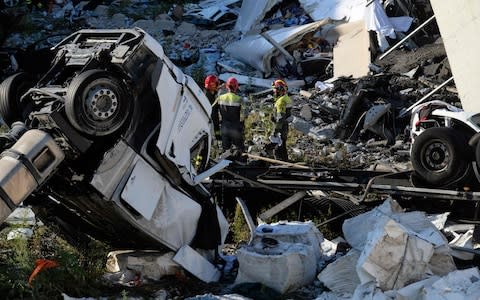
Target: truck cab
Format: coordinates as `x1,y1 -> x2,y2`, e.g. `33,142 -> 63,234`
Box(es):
0,28 -> 228,251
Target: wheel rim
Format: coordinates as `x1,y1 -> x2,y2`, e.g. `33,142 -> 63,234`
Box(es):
423,141 -> 450,171
85,85 -> 118,121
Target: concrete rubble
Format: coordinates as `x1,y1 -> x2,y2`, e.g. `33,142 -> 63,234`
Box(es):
1,0 -> 479,299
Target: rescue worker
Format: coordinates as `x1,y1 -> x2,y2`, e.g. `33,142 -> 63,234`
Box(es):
204,75 -> 221,140
271,79 -> 293,161
216,77 -> 244,152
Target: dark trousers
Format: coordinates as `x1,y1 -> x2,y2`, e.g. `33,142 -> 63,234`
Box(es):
274,124 -> 288,161
221,123 -> 244,152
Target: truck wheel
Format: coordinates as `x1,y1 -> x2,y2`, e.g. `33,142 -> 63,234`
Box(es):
411,127 -> 470,186
0,72 -> 34,127
65,69 -> 131,136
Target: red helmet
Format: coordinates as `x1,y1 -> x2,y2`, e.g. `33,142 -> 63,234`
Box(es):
272,79 -> 288,95
204,75 -> 219,91
226,77 -> 239,92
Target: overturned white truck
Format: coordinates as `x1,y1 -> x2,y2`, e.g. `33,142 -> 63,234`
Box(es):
0,28 -> 228,251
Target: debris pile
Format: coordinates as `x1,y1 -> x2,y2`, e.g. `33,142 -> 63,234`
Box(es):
1,0 -> 479,299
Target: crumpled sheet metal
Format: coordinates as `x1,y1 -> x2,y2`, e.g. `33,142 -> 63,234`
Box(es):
226,19 -> 331,76
234,0 -> 282,34
299,0 -> 367,22
234,0 -> 366,34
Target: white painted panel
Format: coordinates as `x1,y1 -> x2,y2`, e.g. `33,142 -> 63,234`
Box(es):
430,0 -> 480,112
121,159 -> 164,220
156,64 -> 182,155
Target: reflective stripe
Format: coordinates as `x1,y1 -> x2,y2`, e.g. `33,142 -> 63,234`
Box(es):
219,101 -> 241,107
217,92 -> 242,106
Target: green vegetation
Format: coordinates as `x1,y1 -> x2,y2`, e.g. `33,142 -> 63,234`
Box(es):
231,204 -> 250,244
0,223 -> 111,299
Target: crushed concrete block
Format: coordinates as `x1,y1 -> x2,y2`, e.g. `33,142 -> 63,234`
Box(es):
308,127 -> 335,142
292,116 -> 313,134
177,22 -> 197,35
343,198 -> 403,250
93,5 -> 109,17
428,245 -> 457,276
155,19 -> 176,32
318,249 -> 361,294
132,19 -> 156,33
173,245 -> 220,283
299,90 -> 313,99
300,104 -> 313,120
357,218 -> 434,291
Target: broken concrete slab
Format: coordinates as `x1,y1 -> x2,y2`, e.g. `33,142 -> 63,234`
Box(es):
343,198 -> 404,250
332,21 -> 371,79
356,217 -> 434,290
173,245 -> 221,283
317,249 -> 361,294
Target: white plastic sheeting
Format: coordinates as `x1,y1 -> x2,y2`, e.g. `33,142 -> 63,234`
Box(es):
226,20 -> 328,76
235,221 -> 323,293
364,0 -> 413,51
342,198 -> 456,291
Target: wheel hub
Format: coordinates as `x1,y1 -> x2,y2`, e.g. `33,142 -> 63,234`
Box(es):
424,142 -> 449,170
86,85 -> 118,120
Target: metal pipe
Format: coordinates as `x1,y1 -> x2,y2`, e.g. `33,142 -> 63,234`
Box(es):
379,15 -> 436,60
398,76 -> 454,118
260,31 -> 296,64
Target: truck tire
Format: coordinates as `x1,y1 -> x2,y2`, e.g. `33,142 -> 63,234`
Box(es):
411,127 -> 470,186
0,72 -> 34,127
65,69 -> 131,136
